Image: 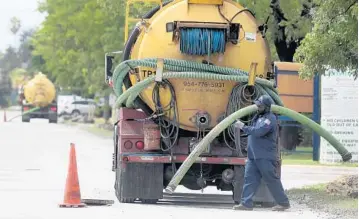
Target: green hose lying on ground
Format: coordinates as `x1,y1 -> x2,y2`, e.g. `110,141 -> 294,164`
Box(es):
164,104 -> 353,194
6,107 -> 40,122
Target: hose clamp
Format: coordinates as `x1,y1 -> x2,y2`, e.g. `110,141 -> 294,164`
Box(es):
155,58 -> 164,82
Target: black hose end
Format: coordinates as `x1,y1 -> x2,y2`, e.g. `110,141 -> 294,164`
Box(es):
342,152 -> 352,162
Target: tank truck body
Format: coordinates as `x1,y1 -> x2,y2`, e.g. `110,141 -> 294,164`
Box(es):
106,0 -> 281,205
20,72 -> 58,123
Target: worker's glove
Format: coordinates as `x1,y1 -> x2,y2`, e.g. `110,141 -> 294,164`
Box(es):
235,120 -> 245,129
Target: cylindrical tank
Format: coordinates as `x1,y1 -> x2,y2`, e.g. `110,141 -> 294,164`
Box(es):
126,0 -> 272,132
23,72 -> 56,107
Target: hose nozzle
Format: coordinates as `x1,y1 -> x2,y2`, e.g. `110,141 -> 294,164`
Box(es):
342,152 -> 353,162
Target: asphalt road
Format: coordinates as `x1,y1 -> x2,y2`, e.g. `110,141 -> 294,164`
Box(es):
0,109 -> 357,219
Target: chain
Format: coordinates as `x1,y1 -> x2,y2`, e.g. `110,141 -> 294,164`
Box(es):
201,163 -> 204,192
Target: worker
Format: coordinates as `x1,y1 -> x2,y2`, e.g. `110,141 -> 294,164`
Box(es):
232,95 -> 290,211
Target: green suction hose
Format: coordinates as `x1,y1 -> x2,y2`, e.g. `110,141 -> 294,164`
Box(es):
112,58 -> 282,110
271,105 -> 352,161
113,70 -> 352,165
164,104 -> 353,194
7,107 -> 40,122
112,58 -> 277,97
114,72 -> 280,108
111,58 -> 352,194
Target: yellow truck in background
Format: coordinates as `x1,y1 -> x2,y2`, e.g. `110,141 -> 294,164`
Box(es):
18,72 -> 58,123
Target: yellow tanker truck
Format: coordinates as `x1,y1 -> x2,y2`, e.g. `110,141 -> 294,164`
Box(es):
105,0 -> 352,205
19,72 -> 58,123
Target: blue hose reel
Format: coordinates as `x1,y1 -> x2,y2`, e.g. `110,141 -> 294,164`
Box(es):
179,28 -> 226,55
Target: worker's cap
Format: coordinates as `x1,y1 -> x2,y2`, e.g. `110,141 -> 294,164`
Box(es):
254,95 -> 273,107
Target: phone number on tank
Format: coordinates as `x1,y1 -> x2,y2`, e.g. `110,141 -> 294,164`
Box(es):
183,81 -> 225,88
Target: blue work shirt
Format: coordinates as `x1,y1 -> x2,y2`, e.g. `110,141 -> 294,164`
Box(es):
235,112 -> 278,160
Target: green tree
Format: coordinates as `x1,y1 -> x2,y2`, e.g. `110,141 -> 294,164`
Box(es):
32,0 -> 123,96
9,68 -> 28,88
239,0 -> 315,61
0,47 -> 17,107
17,29 -> 36,69
0,47 -> 20,74
294,0 -> 358,79
97,0 -> 162,45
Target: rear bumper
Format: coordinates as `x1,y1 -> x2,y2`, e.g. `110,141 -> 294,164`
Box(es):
30,110 -> 50,115
22,105 -> 57,120
120,153 -> 247,165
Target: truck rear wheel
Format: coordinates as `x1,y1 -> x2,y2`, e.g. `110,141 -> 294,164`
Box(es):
115,167 -> 136,203
49,118 -> 57,123
22,116 -> 30,123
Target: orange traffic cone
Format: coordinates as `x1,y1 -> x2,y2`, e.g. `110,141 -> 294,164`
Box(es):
59,143 -> 86,208
3,110 -> 6,122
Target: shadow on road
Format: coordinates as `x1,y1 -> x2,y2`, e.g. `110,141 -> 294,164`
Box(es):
159,192 -> 234,209
130,193 -> 272,210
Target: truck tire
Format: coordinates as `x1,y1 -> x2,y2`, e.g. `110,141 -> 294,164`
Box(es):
22,116 -> 30,123
71,110 -> 81,118
49,115 -> 58,123
49,119 -> 57,124
115,166 -> 136,203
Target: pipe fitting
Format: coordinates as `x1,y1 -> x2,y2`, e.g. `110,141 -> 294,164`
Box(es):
222,168 -> 235,184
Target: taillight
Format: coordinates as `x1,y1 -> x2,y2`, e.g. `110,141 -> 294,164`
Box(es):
50,106 -> 57,111
124,140 -> 133,150
135,141 -> 144,150
23,107 -> 29,111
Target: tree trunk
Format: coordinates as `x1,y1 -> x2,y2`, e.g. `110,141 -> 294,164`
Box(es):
270,0 -> 305,62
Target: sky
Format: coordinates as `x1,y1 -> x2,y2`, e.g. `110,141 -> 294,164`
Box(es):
0,0 -> 45,52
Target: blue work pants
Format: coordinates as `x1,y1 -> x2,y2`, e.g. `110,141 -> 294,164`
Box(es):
240,159 -> 290,208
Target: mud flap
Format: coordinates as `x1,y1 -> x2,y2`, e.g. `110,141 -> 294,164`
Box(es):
48,113 -> 57,123
117,163 -> 164,200
22,115 -> 30,122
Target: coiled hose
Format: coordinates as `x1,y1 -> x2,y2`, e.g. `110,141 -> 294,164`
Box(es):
113,60 -> 279,107
115,72 -> 280,108
180,28 -> 226,55
152,79 -> 180,151
113,58 -> 257,96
